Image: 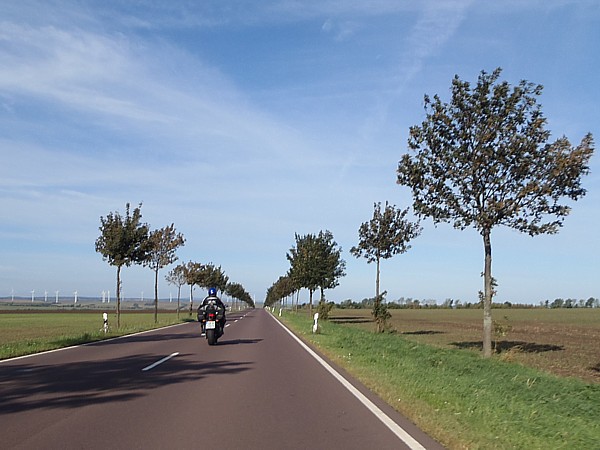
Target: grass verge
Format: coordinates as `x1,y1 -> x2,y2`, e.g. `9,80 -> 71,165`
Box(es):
0,312 -> 184,360
279,311 -> 600,450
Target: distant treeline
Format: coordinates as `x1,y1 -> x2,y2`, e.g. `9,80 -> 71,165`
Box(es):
333,297 -> 600,309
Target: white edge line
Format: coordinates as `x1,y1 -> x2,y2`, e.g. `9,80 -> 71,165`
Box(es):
0,322 -> 188,364
142,352 -> 179,372
268,312 -> 427,450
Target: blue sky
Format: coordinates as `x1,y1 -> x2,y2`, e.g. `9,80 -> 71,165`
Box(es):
1,0 -> 598,305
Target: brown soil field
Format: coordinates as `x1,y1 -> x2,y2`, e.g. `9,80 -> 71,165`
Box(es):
329,308 -> 600,384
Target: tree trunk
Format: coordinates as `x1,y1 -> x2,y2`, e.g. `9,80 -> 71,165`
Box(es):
374,256 -> 382,332
116,265 -> 122,329
482,229 -> 493,358
309,288 -> 314,316
154,267 -> 159,324
177,286 -> 181,319
375,256 -> 380,300
189,285 -> 193,317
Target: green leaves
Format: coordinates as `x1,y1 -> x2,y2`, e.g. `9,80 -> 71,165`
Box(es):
95,203 -> 149,268
144,224 -> 185,271
397,67 -> 594,237
286,230 -> 346,310
350,201 -> 422,264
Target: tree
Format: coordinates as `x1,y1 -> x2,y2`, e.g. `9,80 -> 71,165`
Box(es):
287,233 -> 320,315
265,275 -> 296,309
315,230 -> 346,306
183,261 -> 203,316
226,282 -> 254,309
95,203 -> 149,328
195,263 -> 229,294
397,68 -> 594,357
166,263 -> 187,319
145,224 -> 185,323
287,231 -> 345,316
351,201 -> 422,332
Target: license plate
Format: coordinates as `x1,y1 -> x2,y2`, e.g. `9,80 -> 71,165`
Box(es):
206,321 -> 216,330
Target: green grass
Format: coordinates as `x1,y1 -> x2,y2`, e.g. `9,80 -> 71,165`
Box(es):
279,311 -> 600,450
0,312 -> 185,360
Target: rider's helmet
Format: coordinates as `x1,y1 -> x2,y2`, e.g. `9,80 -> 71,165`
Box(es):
208,287 -> 217,297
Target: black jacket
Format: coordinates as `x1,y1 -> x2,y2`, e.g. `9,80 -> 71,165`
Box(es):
201,295 -> 225,309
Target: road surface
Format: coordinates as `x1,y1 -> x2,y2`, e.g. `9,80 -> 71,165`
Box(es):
0,308 -> 444,449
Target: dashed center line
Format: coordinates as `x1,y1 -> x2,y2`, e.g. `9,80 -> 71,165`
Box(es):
142,352 -> 179,372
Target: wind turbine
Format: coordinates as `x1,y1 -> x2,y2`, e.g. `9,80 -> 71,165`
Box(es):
44,290 -> 48,302
74,290 -> 78,304
55,290 -> 59,304
11,288 -> 14,302
31,290 -> 35,302
101,290 -> 106,303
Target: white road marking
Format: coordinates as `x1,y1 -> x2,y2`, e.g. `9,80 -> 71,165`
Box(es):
142,352 -> 179,372
225,324 -> 231,327
269,313 -> 427,450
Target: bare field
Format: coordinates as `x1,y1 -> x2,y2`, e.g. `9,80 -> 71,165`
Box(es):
330,308 -> 600,384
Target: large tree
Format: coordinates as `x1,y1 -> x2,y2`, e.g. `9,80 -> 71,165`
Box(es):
145,224 -> 185,323
397,68 -> 594,357
350,201 -> 421,332
95,203 -> 149,328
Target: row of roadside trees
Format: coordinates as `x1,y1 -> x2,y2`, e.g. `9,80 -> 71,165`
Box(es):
164,262 -> 254,318
268,67 -> 594,359
95,203 -> 253,328
265,230 -> 346,318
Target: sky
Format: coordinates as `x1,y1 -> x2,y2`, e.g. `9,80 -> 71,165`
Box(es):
1,0 -> 598,305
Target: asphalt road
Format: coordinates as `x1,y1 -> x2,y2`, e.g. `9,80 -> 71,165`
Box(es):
0,309 -> 444,449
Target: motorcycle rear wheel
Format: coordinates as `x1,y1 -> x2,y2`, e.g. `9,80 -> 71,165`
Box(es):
206,329 -> 217,345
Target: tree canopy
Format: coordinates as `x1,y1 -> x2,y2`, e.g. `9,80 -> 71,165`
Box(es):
397,68 -> 594,356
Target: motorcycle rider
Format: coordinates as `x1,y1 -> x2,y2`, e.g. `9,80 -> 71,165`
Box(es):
198,287 -> 226,335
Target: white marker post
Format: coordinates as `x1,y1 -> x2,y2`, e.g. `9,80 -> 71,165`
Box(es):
102,312 -> 109,333
313,312 -> 320,334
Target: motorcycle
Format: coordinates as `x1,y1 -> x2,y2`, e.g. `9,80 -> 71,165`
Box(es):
198,300 -> 226,345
